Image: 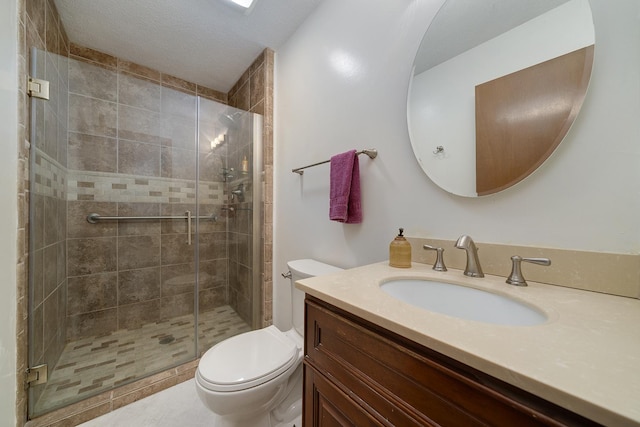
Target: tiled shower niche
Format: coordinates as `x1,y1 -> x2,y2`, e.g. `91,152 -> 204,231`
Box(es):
29,50 -> 261,416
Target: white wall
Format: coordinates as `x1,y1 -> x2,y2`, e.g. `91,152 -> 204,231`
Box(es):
273,0 -> 640,328
0,0 -> 19,423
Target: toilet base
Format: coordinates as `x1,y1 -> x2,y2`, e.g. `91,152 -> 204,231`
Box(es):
210,399 -> 301,427
211,412 -> 270,427
199,364 -> 303,427
273,414 -> 302,427
270,364 -> 303,426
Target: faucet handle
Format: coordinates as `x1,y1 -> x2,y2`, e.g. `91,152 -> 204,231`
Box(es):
506,256 -> 551,287
423,245 -> 447,271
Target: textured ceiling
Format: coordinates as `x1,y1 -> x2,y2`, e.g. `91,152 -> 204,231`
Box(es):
54,0 -> 323,92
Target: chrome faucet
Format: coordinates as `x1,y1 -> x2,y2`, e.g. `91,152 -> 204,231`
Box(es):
506,256 -> 551,286
423,244 -> 447,271
454,235 -> 484,277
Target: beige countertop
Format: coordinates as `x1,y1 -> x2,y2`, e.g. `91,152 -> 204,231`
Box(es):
296,261 -> 640,427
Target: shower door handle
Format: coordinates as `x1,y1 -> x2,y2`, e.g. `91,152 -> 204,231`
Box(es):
186,210 -> 192,245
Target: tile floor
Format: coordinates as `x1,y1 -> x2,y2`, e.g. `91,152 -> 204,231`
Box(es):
79,378 -> 302,427
78,379 -> 216,427
34,306 -> 251,415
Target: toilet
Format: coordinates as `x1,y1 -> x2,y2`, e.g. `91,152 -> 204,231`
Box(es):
195,259 -> 343,427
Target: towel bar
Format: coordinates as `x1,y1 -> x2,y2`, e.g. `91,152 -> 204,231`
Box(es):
86,212 -> 217,224
292,149 -> 377,175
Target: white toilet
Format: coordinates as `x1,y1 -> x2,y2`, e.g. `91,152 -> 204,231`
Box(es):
195,259 -> 343,427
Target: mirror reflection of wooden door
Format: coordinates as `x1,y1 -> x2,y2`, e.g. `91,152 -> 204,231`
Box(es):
475,45 -> 594,196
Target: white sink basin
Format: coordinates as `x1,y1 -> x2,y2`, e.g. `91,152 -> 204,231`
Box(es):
380,279 -> 547,326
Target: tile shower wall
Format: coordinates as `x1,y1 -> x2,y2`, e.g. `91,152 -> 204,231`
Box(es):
228,49 -> 274,326
63,53 -> 230,341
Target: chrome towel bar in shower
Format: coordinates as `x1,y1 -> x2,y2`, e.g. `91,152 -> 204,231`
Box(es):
87,211 -> 217,246
86,212 -> 218,224
291,148 -> 378,175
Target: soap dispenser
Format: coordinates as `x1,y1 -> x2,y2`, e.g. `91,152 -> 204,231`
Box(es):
389,228 -> 411,268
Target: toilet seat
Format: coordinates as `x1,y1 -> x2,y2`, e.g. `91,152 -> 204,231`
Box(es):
197,325 -> 300,393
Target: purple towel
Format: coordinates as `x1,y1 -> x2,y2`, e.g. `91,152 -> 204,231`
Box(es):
329,150 -> 362,224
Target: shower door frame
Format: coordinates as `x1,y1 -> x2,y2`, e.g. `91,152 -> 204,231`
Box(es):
250,114 -> 264,331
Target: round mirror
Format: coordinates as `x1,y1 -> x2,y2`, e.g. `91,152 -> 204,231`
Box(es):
407,0 -> 595,197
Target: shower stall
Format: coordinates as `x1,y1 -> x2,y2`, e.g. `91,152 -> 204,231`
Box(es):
27,48 -> 263,417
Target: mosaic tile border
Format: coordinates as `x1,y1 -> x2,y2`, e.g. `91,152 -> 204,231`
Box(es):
34,148 -> 224,204
33,149 -> 66,199
68,171 -> 223,204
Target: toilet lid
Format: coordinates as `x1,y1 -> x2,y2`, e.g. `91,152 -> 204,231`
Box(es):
197,325 -> 299,392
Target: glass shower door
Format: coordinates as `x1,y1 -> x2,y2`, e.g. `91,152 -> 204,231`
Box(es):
27,46 -> 263,419
195,99 -> 260,356
28,46 -> 71,417
28,48 -> 201,416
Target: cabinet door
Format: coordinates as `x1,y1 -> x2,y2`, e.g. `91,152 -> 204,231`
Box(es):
304,365 -> 386,427
304,297 -> 599,427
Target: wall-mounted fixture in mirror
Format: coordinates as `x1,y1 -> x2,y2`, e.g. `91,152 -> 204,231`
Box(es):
407,0 -> 595,197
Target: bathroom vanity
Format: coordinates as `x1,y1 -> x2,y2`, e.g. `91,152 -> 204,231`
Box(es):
304,296 -> 593,426
296,262 -> 640,427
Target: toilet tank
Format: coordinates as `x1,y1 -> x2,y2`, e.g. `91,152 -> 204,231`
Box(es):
287,259 -> 343,336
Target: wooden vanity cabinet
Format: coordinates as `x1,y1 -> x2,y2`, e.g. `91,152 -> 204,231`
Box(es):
303,296 -> 599,427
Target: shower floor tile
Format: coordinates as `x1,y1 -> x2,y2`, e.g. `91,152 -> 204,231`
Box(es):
34,305 -> 251,415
